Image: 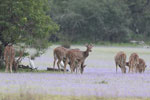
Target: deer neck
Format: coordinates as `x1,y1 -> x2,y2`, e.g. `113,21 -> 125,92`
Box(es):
83,50 -> 89,58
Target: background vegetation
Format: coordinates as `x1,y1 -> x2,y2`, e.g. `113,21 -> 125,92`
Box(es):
0,0 -> 58,59
0,0 -> 150,58
50,0 -> 150,43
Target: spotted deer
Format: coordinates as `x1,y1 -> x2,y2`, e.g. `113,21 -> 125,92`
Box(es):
64,44 -> 93,74
4,44 -> 15,73
115,51 -> 126,73
53,46 -> 68,70
126,58 -> 146,73
128,53 -> 139,73
53,46 -> 83,71
4,44 -> 25,73
136,58 -> 146,73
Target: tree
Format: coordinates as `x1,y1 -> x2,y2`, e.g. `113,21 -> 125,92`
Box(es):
0,0 -> 59,58
125,0 -> 150,40
51,0 -> 131,43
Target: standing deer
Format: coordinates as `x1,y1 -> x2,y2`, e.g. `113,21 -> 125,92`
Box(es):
53,46 -> 84,71
128,53 -> 139,73
4,44 -> 25,73
115,51 -> 126,73
126,58 -> 146,73
53,46 -> 68,70
4,44 -> 15,73
64,44 -> 93,74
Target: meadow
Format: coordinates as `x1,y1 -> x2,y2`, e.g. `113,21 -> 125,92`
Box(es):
0,45 -> 150,100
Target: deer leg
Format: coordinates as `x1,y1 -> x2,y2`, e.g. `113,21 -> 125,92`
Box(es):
128,66 -> 131,73
70,62 -> 74,73
79,63 -> 82,74
10,61 -> 13,73
5,60 -> 9,73
53,57 -> 57,69
131,66 -> 134,73
115,63 -> 118,73
64,58 -> 68,73
75,63 -> 78,74
74,61 -> 78,74
57,59 -> 61,71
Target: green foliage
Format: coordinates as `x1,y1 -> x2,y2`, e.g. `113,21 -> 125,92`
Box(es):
0,0 -> 59,51
50,0 -> 150,43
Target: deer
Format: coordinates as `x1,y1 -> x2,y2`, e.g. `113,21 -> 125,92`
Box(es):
127,53 -> 139,73
53,46 -> 86,72
4,44 -> 25,73
136,58 -> 146,73
114,51 -> 126,73
4,44 -> 15,73
64,44 -> 93,74
126,58 -> 146,73
13,48 -> 25,72
53,46 -> 69,70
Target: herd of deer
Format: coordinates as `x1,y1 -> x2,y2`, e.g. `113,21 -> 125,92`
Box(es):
115,51 -> 146,73
53,44 -> 93,73
3,44 -> 147,74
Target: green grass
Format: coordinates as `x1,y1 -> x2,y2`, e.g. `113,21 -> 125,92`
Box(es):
0,93 -> 149,100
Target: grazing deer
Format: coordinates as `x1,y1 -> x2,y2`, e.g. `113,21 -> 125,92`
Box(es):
115,51 -> 126,73
136,58 -> 146,73
128,53 -> 139,73
13,48 -> 25,72
126,58 -> 146,73
64,44 -> 93,74
4,44 -> 15,73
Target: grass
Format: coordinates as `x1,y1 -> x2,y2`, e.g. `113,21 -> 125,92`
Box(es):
0,45 -> 150,98
0,92 -> 149,100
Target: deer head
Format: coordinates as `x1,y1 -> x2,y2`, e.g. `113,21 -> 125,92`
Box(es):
85,44 -> 93,52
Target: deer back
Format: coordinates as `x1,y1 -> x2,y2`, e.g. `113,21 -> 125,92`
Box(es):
67,49 -> 84,61
53,46 -> 68,59
129,53 -> 139,66
115,51 -> 126,66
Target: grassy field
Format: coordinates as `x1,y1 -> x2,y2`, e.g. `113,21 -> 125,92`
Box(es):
0,45 -> 150,99
22,45 -> 150,69
0,93 -> 149,100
